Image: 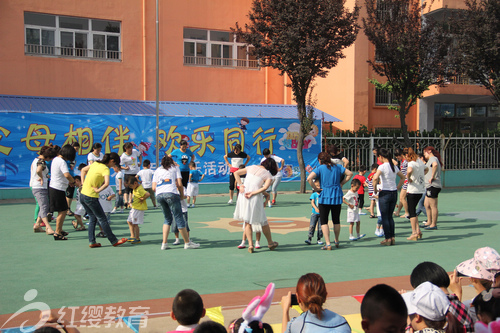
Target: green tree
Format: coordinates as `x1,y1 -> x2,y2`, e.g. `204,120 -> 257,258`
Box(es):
453,0 -> 500,102
363,0 -> 451,146
235,0 -> 359,192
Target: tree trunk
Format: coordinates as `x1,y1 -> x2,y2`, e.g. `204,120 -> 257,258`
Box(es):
399,104 -> 411,147
297,129 -> 306,193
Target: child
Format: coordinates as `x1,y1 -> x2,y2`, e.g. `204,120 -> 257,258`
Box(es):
343,178 -> 365,241
98,183 -> 116,226
305,179 -> 323,245
70,176 -> 86,231
111,164 -> 125,214
374,184 -> 384,237
136,159 -> 157,208
186,162 -> 204,208
126,177 -> 149,244
360,284 -> 408,333
367,163 -> 378,218
167,289 -> 205,333
353,165 -> 367,215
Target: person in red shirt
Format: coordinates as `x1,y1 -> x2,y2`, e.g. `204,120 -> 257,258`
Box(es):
353,165 -> 367,215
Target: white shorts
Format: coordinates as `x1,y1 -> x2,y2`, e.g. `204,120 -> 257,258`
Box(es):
347,210 -> 360,223
127,208 -> 144,225
187,182 -> 199,197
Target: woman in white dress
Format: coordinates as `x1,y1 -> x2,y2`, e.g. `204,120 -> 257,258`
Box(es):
233,158 -> 279,253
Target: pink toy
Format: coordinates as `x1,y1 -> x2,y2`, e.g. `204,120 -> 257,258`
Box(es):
238,283 -> 275,333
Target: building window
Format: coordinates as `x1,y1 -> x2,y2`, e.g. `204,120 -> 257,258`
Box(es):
24,12 -> 121,61
375,87 -> 398,106
183,28 -> 258,69
434,103 -> 500,133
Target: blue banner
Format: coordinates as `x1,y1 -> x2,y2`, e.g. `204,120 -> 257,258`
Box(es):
0,113 -> 321,188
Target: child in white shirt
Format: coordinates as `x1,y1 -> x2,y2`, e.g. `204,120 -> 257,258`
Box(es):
343,178 -> 365,241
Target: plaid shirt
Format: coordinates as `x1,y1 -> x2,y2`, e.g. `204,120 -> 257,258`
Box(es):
447,294 -> 474,333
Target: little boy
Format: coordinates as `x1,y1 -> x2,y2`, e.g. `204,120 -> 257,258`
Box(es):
97,182 -> 116,238
343,178 -> 365,241
136,159 -> 157,208
305,179 -> 323,245
186,162 -> 204,208
111,164 -> 124,214
367,163 -> 378,218
353,165 -> 367,215
167,289 -> 205,333
360,284 -> 408,333
126,177 -> 150,244
71,176 -> 86,231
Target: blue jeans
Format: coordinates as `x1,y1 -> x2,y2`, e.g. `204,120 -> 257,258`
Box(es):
80,193 -> 118,245
416,191 -> 427,217
157,192 -> 186,229
378,190 -> 397,239
308,214 -> 323,240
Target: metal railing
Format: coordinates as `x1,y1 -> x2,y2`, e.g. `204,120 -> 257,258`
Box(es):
324,134 -> 500,170
183,56 -> 259,69
25,44 -> 121,61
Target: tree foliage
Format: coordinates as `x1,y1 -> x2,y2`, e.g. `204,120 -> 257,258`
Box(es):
453,0 -> 500,102
234,0 -> 359,192
362,0 -> 451,146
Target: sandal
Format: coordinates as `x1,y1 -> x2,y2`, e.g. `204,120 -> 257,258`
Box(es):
369,214 -> 376,218
268,241 -> 279,251
72,221 -> 78,229
75,226 -> 86,231
334,241 -> 340,248
61,230 -> 69,236
53,233 -> 68,240
33,226 -> 45,233
321,244 -> 332,250
248,246 -> 254,253
46,230 -> 55,235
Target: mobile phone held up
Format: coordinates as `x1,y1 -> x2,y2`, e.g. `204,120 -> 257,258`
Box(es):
290,294 -> 299,306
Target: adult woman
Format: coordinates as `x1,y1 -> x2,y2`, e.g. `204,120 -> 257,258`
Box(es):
372,148 -> 405,246
405,148 -> 427,241
87,143 -> 104,165
327,144 -> 349,167
120,142 -> 142,208
393,148 -> 409,218
423,146 -> 443,230
281,273 -> 351,333
80,153 -> 127,247
49,144 -> 76,241
153,155 -> 199,250
233,158 -> 279,253
307,152 -> 352,250
30,145 -> 57,235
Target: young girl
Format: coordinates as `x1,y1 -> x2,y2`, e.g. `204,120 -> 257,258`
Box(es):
111,164 -> 125,214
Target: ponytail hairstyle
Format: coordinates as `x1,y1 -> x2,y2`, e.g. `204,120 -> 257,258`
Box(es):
98,152 -> 120,167
318,152 -> 333,169
161,155 -> 175,169
378,148 -> 395,172
423,146 -> 443,167
406,148 -> 418,162
296,273 -> 327,320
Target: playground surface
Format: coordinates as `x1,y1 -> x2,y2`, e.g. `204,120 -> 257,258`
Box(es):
1,186 -> 499,331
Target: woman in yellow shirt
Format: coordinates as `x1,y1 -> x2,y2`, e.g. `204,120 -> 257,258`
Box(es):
80,153 -> 127,248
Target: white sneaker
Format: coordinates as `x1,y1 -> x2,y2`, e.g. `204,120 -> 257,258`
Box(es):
191,204 -> 195,208
267,202 -> 272,208
349,236 -> 357,241
110,208 -> 117,214
184,241 -> 200,249
375,229 -> 380,236
172,239 -> 181,245
228,199 -> 233,204
119,208 -> 124,213
161,243 -> 170,250
255,241 -> 261,249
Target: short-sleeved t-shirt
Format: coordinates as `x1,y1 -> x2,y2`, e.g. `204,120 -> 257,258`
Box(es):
132,185 -> 148,210
343,190 -> 359,213
170,149 -> 194,172
81,162 -> 110,198
425,156 -> 442,189
227,151 -> 248,168
98,186 -> 115,213
407,160 -> 426,194
377,162 -> 399,191
153,166 -> 182,195
137,169 -> 155,189
115,171 -> 125,191
50,157 -> 70,191
353,175 -> 366,194
87,152 -> 104,164
30,158 -> 49,189
260,155 -> 284,177
120,149 -> 141,175
189,169 -> 203,183
310,192 -> 319,215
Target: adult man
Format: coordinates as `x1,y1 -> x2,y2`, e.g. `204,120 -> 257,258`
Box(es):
169,140 -> 194,188
260,148 -> 285,206
223,144 -> 250,204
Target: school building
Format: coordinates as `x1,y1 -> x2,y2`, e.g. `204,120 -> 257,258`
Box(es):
0,0 -> 498,133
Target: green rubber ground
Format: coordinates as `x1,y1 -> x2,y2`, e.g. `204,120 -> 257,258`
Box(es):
1,187 -> 499,315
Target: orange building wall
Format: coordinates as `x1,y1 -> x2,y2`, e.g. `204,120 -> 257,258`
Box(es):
0,0 -> 290,105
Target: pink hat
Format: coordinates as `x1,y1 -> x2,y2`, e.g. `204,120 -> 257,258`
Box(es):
456,247 -> 500,281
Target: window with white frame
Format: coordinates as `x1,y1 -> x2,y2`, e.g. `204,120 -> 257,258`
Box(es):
183,28 -> 258,69
375,87 -> 398,106
24,12 -> 121,60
